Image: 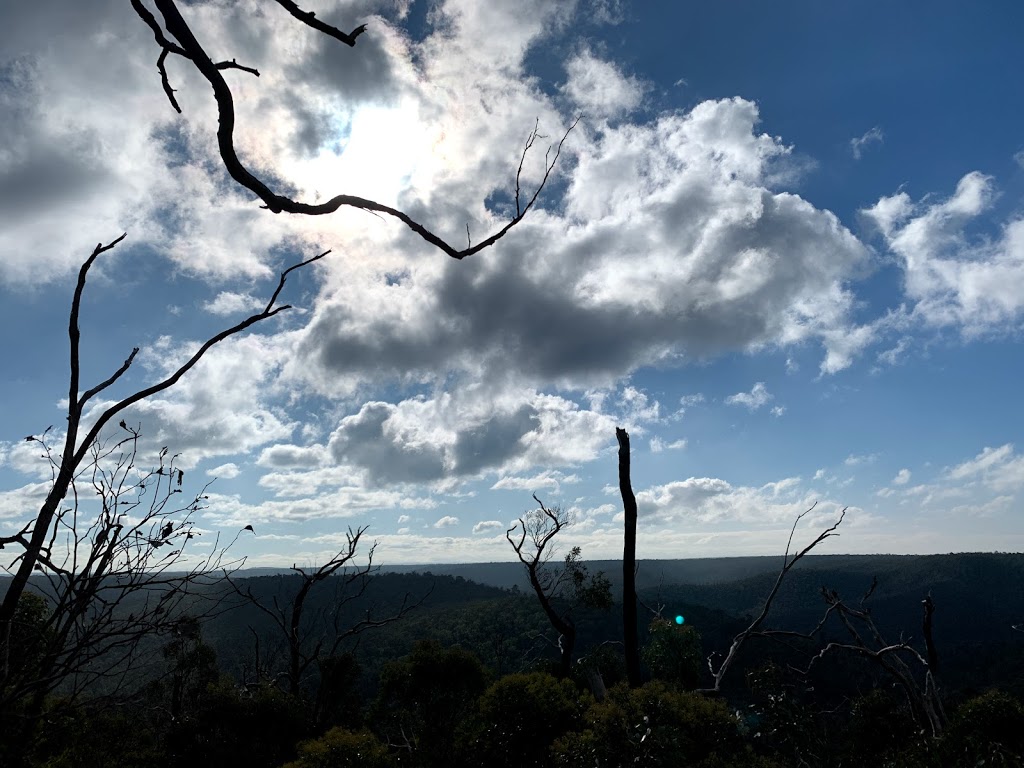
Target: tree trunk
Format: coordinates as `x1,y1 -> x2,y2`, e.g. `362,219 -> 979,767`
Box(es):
617,428 -> 641,687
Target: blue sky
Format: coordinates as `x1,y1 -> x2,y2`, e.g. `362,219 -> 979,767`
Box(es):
2,0 -> 1024,567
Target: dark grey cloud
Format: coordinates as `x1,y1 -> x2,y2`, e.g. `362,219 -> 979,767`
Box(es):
0,59 -> 112,221
328,402 -> 447,484
452,404 -> 537,474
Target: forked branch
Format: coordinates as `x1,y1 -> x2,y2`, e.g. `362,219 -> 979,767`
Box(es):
700,504 -> 845,693
130,0 -> 578,259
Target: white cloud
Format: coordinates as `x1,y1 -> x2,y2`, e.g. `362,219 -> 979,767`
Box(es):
850,126 -> 883,160
725,382 -> 773,411
561,47 -> 644,120
1014,150 -> 1024,170
893,468 -> 911,485
634,474 -> 853,529
865,172 -> 1024,336
0,480 -> 50,521
491,470 -> 580,492
649,436 -> 687,453
207,462 -> 241,479
770,405 -> 786,417
472,519 -> 505,534
844,453 -> 877,467
202,291 -> 266,316
433,515 -> 460,529
947,444 -> 1024,493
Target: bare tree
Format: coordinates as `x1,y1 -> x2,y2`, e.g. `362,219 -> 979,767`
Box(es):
226,526 -> 422,703
792,583 -> 947,737
0,425 -> 234,717
130,0 -> 577,259
0,236 -> 327,712
615,427 -> 642,687
701,504 -> 846,694
506,495 -> 611,678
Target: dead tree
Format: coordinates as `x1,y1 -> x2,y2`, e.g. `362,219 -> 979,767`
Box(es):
0,236 -> 327,709
791,584 -> 947,738
701,504 -> 846,693
616,427 -> 642,688
0,425 -> 236,717
226,527 -> 421,704
507,495 -> 611,678
130,0 -> 577,258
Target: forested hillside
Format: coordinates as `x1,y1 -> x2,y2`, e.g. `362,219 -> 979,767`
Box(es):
5,552 -> 1023,767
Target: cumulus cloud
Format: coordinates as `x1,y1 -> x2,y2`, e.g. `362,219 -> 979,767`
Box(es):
865,172 -> 1024,336
872,444 -> 1024,521
561,47 -> 644,120
433,515 -> 460,529
633,474 -> 852,529
321,389 -> 616,489
207,462 -> 241,479
725,382 -> 773,411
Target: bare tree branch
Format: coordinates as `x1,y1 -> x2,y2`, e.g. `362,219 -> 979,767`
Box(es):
700,504 -> 844,693
0,237 -> 327,696
270,0 -> 368,47
130,0 -> 578,260
225,528 -> 424,699
0,430 -> 239,715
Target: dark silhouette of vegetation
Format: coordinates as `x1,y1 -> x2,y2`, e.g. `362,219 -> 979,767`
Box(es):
3,558 -> 1024,767
226,527 -> 422,700
616,427 -> 642,688
0,242 -> 328,732
507,495 -> 612,678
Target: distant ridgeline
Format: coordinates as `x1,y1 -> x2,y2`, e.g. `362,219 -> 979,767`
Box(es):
184,552 -> 1024,699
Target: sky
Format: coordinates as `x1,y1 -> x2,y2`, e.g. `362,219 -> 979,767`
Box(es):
2,0 -> 1024,569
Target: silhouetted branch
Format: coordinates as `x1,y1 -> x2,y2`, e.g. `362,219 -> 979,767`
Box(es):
700,504 -> 844,693
131,0 -> 577,259
0,430 -> 239,714
616,427 -> 641,688
226,528 -> 424,697
507,495 -> 578,677
0,236 -> 327,701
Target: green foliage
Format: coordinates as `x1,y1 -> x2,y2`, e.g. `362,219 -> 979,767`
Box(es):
282,728 -> 394,768
743,662 -> 831,765
552,681 -> 747,768
314,653 -> 362,729
937,690 -> 1024,766
840,688 -> 918,765
4,702 -> 164,768
564,548 -> 613,612
466,672 -> 589,768
371,640 -> 488,767
164,678 -> 308,768
643,618 -> 703,689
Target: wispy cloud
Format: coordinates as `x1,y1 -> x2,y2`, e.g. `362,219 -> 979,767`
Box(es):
850,126 -> 884,159
725,382 -> 773,411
